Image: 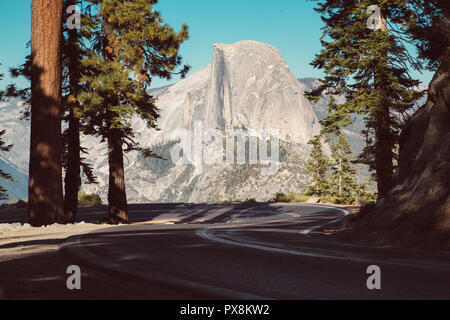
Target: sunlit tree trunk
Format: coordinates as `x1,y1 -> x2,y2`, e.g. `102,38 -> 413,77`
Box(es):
29,0 -> 64,226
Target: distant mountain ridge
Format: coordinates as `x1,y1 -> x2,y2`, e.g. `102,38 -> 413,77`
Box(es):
3,41 -> 428,202
0,41 -> 365,203
82,40 -> 325,202
0,99 -> 29,203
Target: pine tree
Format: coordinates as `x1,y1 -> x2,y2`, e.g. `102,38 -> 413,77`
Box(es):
79,0 -> 189,224
7,2 -> 97,223
305,135 -> 330,197
329,133 -> 359,204
307,0 -> 424,199
61,0 -> 99,223
5,54 -> 31,118
28,0 -> 64,226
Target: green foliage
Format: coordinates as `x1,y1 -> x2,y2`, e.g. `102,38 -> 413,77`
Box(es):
305,135 -> 330,197
272,192 -> 309,203
224,198 -> 257,203
390,0 -> 449,71
5,15 -> 98,184
356,181 -> 378,203
329,133 -> 360,204
79,0 -> 190,154
76,1 -> 191,219
224,199 -> 243,203
307,0 -> 426,197
303,134 -> 375,204
78,192 -> 102,206
139,140 -> 177,178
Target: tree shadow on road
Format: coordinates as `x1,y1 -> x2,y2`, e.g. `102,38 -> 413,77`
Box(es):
0,238 -> 207,299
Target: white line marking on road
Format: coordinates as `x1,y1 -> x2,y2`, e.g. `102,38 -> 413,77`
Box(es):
299,206 -> 350,235
198,206 -> 450,272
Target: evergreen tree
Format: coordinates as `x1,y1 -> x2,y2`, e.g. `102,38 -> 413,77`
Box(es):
329,133 -> 359,204
79,0 -> 189,223
356,179 -> 377,202
5,53 -> 31,119
61,0 -> 99,223
307,0 -> 424,199
305,135 -> 330,197
28,0 -> 64,226
7,2 -> 97,223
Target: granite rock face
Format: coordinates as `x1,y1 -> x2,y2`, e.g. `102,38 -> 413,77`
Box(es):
183,41 -> 322,144
83,41 -> 324,203
0,41 -> 326,203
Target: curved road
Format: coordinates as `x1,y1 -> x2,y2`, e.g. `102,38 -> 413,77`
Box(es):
60,203 -> 450,299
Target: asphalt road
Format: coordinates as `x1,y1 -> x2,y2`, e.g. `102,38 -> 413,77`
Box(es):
56,203 -> 450,299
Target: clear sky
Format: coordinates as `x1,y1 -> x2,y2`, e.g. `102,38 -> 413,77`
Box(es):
0,0 -> 433,90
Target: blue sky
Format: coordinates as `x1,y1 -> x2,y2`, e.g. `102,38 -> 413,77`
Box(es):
0,0 -> 433,90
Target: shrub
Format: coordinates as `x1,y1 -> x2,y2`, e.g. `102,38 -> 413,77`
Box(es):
225,198 -> 257,203
272,192 -> 290,202
272,192 -> 309,203
78,192 -> 102,206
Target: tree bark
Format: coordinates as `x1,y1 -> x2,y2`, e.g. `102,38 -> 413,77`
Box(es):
63,3 -> 81,223
106,124 -> 129,224
29,0 -> 64,226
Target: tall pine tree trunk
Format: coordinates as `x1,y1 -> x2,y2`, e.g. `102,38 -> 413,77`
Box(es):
29,0 -> 64,226
100,8 -> 129,224
63,6 -> 81,223
106,122 -> 128,224
373,14 -> 393,199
